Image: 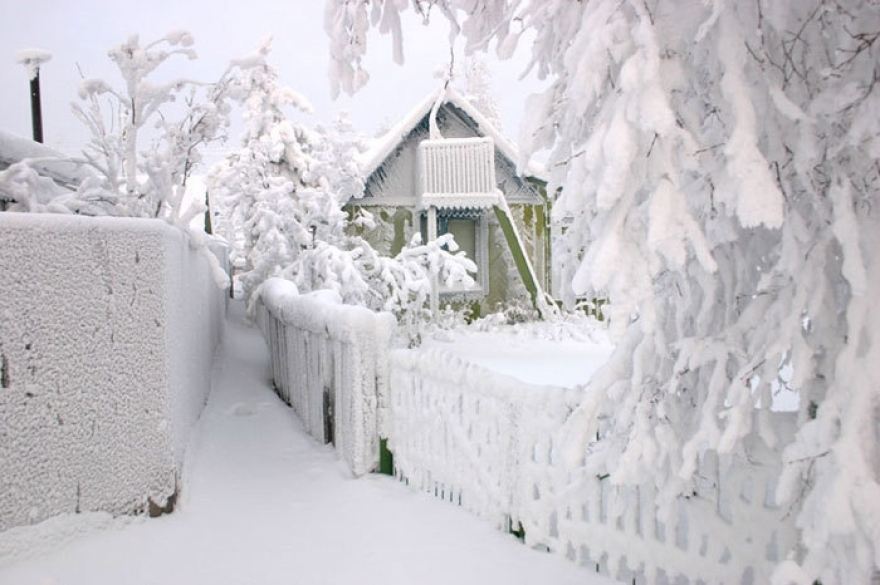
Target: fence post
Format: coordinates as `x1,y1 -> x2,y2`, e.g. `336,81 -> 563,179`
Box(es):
378,438 -> 393,475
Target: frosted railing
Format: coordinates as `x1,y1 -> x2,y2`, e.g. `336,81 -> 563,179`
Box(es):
387,347 -> 799,584
419,136 -> 497,197
256,279 -> 395,476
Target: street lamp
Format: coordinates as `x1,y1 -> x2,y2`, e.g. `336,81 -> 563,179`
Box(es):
15,49 -> 52,143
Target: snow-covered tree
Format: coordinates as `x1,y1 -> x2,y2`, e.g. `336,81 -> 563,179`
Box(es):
208,40 -> 325,301
460,55 -> 502,130
1,32 -> 245,223
68,31 -> 244,224
325,2 -> 880,583
305,112 -> 367,205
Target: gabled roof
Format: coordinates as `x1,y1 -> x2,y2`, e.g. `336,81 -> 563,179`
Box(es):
358,87 -> 546,184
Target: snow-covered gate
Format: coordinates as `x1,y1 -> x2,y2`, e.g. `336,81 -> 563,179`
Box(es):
387,347 -> 799,584
256,279 -> 395,476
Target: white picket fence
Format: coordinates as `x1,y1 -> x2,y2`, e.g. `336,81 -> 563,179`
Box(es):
256,279 -> 395,476
388,347 -> 799,585
257,285 -> 800,583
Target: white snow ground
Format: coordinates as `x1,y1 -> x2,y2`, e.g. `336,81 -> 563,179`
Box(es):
422,330 -> 614,388
0,303 -> 617,585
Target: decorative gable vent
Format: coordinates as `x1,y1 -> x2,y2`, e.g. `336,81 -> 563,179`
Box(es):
418,136 -> 499,209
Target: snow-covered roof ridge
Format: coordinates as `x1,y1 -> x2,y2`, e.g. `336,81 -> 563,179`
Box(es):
0,129 -> 84,187
358,87 -> 545,184
357,90 -> 438,181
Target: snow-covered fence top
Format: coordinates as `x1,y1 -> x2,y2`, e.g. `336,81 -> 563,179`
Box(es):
0,213 -> 226,533
388,348 -> 583,522
257,278 -> 395,476
418,137 -> 499,209
387,347 -> 799,584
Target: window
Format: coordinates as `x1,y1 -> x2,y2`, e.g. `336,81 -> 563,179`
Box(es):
441,218 -> 476,260
421,208 -> 488,294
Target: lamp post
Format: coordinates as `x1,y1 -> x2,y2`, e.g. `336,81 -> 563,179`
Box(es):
15,49 -> 52,143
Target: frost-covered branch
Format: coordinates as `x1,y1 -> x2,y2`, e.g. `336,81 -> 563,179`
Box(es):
3,31 -> 254,227
68,32 -> 253,222
325,1 -> 880,582
288,233 -> 476,342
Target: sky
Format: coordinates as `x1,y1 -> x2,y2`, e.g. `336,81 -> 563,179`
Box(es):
0,0 -> 547,170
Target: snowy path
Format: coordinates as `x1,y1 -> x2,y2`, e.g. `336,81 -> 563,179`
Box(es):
0,304 -> 616,585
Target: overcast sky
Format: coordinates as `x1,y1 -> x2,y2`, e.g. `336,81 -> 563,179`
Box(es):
0,0 -> 547,169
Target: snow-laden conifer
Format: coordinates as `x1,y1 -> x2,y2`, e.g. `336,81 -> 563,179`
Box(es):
208,39 -> 323,301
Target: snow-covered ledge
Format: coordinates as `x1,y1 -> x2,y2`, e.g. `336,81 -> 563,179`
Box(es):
0,213 -> 226,532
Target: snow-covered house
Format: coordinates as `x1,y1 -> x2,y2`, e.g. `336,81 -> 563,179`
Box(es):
347,88 -> 549,315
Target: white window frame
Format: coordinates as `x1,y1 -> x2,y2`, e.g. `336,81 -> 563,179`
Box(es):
422,209 -> 489,297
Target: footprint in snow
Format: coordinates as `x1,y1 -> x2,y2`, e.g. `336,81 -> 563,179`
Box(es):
229,402 -> 257,417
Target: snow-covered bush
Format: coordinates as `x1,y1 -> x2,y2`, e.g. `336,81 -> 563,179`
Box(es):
325,2 -> 880,583
0,161 -> 73,213
290,233 -> 476,342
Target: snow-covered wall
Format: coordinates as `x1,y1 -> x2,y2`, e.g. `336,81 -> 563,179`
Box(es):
0,214 -> 225,532
388,347 -> 799,584
257,279 -> 395,476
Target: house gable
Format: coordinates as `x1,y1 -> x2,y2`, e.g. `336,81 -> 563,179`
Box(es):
357,94 -> 543,208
